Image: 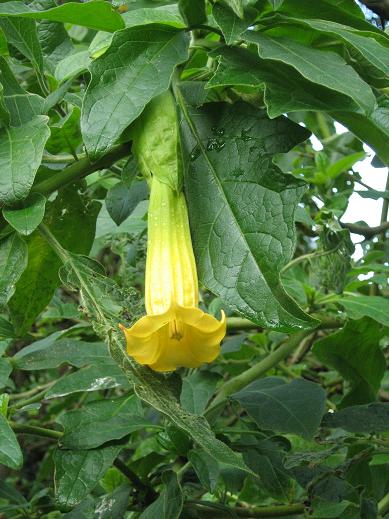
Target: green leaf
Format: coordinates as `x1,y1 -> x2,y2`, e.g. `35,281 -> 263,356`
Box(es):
46,106 -> 81,156
0,358 -> 11,388
180,371 -> 220,414
243,439 -> 291,500
122,5 -> 185,29
268,0 -> 284,8
45,363 -> 130,399
322,403 -> 389,433
57,395 -> 149,449
0,57 -> 44,126
244,31 -> 376,115
356,189 -> 389,200
38,18 -> 74,73
62,497 -> 95,519
106,180 -> 148,226
0,84 -> 10,127
56,251 -> 256,477
94,485 -> 132,519
9,187 -> 100,335
0,317 -> 14,339
0,17 -> 43,72
208,46 -> 365,118
81,26 -> 189,158
3,193 -> 46,236
139,471 -> 183,519
0,1 -> 124,33
178,0 -> 206,26
334,103 -> 389,165
339,295 -> 389,327
312,318 -> 386,406
188,450 -> 220,492
13,338 -> 110,370
213,4 -> 257,44
0,116 -> 50,205
0,413 -> 22,469
221,0 -> 244,19
54,50 -> 91,83
53,445 -> 122,507
180,98 -> 317,331
273,16 -> 389,88
232,377 -> 326,438
276,0 -> 375,32
0,233 -> 27,307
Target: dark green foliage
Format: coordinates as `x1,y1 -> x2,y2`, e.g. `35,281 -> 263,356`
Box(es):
0,1 -> 388,518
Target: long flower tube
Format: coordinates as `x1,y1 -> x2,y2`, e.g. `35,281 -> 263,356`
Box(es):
120,177 -> 226,372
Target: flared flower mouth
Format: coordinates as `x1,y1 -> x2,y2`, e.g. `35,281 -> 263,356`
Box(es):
120,304 -> 226,372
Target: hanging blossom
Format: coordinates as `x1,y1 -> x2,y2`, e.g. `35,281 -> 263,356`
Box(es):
120,92 -> 226,372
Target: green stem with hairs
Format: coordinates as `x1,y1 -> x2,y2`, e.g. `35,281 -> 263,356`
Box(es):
10,422 -> 63,440
31,143 -> 130,197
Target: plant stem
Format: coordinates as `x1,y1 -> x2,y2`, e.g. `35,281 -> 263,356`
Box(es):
227,317 -> 261,331
113,458 -> 156,500
31,143 -> 130,197
186,500 -> 306,518
10,384 -> 54,410
378,490 -> 389,516
10,422 -> 63,440
341,220 -> 389,238
8,382 -> 53,401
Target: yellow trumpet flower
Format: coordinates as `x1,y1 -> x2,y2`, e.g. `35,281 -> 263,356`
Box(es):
120,178 -> 226,372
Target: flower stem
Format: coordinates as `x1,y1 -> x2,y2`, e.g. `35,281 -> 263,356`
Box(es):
10,422 -> 63,440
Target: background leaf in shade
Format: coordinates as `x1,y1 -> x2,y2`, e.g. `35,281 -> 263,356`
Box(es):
313,318 -> 386,407
232,377 -> 326,438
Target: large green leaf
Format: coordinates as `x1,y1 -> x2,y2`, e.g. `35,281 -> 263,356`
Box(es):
0,233 -> 27,307
276,0 -> 377,32
13,339 -> 109,370
339,295 -> 389,327
208,46 -> 362,117
53,445 -> 122,507
313,318 -> 386,406
9,187 -> 100,334
3,193 -> 46,236
268,16 -> 389,87
122,5 -> 185,29
0,414 -> 22,469
139,472 -> 183,519
322,403 -> 389,433
0,17 -> 43,72
0,116 -> 50,205
244,31 -> 376,115
231,377 -> 326,438
0,1 -> 124,33
57,395 -> 148,449
81,26 -> 189,159
0,57 -> 44,126
45,363 -> 130,399
180,98 -> 317,331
